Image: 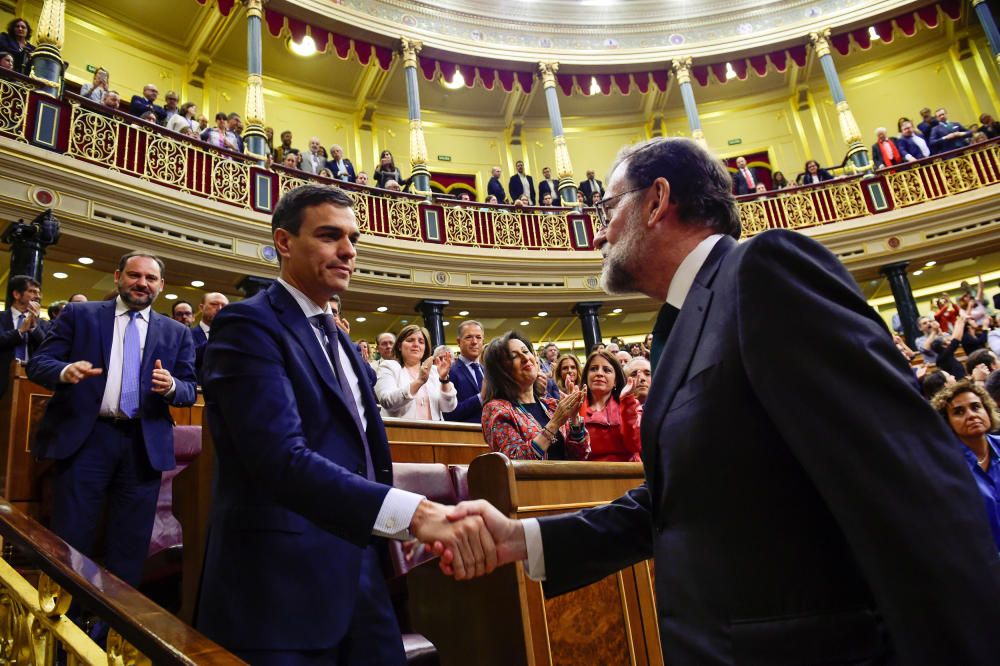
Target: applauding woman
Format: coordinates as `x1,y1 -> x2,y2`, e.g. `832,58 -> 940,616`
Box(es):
481,331 -> 589,460
375,324 -> 456,421
581,350 -> 642,462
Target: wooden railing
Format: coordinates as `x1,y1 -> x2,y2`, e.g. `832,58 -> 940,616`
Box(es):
1,67 -> 997,252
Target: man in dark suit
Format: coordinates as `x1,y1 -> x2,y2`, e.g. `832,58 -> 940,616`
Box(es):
917,106 -> 937,141
128,84 -> 166,124
487,166 -> 506,203
508,160 -> 536,205
27,252 -> 197,586
325,144 -> 357,183
578,170 -> 603,204
871,127 -> 905,169
195,184 -> 494,664
929,107 -> 971,154
191,291 -> 227,376
730,155 -> 758,195
450,137 -> 1000,664
443,320 -> 484,423
896,119 -> 930,162
0,275 -> 48,398
537,166 -> 560,206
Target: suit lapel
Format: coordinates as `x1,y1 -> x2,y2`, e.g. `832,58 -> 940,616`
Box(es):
99,300 -> 116,371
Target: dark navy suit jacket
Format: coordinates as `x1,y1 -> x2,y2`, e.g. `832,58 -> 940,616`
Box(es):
442,357 -> 482,423
487,176 -> 506,203
27,301 -> 197,472
128,95 -> 166,123
896,135 -> 929,161
508,174 -> 536,204
0,308 -> 48,397
538,231 -> 1000,664
196,282 -> 396,652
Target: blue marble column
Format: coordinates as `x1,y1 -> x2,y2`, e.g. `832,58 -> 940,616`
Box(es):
242,0 -> 268,164
572,302 -> 603,354
880,261 -> 920,348
27,0 -> 66,97
538,62 -> 578,206
672,58 -> 707,148
810,29 -> 871,173
972,0 -> 1000,65
401,38 -> 431,194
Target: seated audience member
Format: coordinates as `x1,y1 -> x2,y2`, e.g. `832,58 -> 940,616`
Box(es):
480,331 -> 588,460
179,126 -> 196,138
129,83 -> 166,124
930,306 -> 971,379
986,370 -> 1000,406
590,191 -> 603,206
896,118 -> 931,161
226,113 -> 244,152
318,168 -> 333,178
541,193 -> 554,208
580,349 -> 641,462
485,194 -> 498,205
326,144 -> 356,183
46,300 -> 67,321
772,171 -> 790,189
355,171 -> 370,186
273,130 -> 298,163
624,357 -> 651,406
167,102 -> 198,134
140,110 -> 158,124
384,180 -> 401,192
300,137 -> 326,175
513,195 -> 529,208
980,113 -> 1000,139
800,160 -> 833,184
374,150 -> 403,189
915,316 -> 939,364
615,350 -> 632,366
80,67 -> 109,103
989,315 -> 1000,357
919,368 -> 954,400
280,153 -> 300,170
375,324 -> 455,420
458,192 -> 472,202
934,294 -> 960,333
754,183 -> 767,194
0,18 -> 33,74
731,156 -> 759,195
931,381 -> 1000,551
0,52 -> 13,70
197,115 -> 209,132
970,131 -> 988,145
101,90 -> 121,110
872,127 -> 905,169
966,349 -> 998,383
575,191 -> 586,206
627,342 -> 643,358
929,107 -> 972,154
203,112 -> 239,152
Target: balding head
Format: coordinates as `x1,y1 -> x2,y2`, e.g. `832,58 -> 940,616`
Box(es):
199,292 -> 229,326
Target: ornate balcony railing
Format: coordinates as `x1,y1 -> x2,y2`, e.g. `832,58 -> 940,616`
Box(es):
0,67 -> 997,253
0,496 -> 239,664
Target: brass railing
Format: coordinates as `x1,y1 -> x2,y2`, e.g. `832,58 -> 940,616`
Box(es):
0,71 -> 40,142
0,496 -> 241,664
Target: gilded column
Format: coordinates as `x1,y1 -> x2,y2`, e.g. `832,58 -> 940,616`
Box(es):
809,29 -> 871,172
538,62 -> 578,206
27,0 -> 66,97
401,38 -> 431,194
972,0 -> 1000,66
672,58 -> 707,149
243,0 -> 269,164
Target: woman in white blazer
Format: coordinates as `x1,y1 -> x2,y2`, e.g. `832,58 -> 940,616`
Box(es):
375,324 -> 456,420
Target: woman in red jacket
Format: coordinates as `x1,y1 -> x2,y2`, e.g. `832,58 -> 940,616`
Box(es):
580,349 -> 641,462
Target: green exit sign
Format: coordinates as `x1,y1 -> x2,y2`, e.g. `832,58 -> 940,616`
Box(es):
727,138 -> 742,146
437,155 -> 452,162
86,64 -> 97,73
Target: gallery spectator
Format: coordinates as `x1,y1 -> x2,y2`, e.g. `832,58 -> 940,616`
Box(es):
263,126 -> 274,155
0,52 -> 12,70
140,110 -> 158,124
772,171 -> 790,189
384,180 -> 401,192
227,113 -> 244,152
970,131 -> 988,145
800,160 -> 833,184
508,160 -> 536,205
129,84 -> 166,124
487,166 -> 506,203
300,137 -> 326,175
162,91 -> 180,121
980,113 -> 1000,139
167,102 -> 198,134
897,119 -> 931,161
872,127 -> 904,169
917,107 -> 937,138
203,112 -> 239,152
374,150 -> 403,189
731,156 -> 758,195
929,108 -> 971,154
80,67 -> 109,103
0,18 -> 33,74
578,169 -> 604,203
538,166 -> 559,205
100,90 -> 121,110
273,130 -> 298,163
326,144 -> 356,183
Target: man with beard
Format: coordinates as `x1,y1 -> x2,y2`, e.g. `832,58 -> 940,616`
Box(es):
27,252 -> 197,587
447,137 -> 1000,664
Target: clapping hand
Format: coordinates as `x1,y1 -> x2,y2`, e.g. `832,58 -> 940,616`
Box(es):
552,384 -> 586,429
433,350 -> 453,380
619,376 -> 636,400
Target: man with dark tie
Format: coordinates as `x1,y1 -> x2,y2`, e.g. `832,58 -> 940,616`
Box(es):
730,155 -> 757,195
508,160 -> 536,205
578,169 -> 604,204
128,83 -> 166,124
27,252 -> 197,586
0,275 -> 47,398
896,119 -> 930,162
538,166 -> 560,206
195,184 -> 494,664
443,320 -> 485,423
929,107 -> 972,154
450,137 -> 1000,665
325,144 -> 357,183
487,165 -> 507,203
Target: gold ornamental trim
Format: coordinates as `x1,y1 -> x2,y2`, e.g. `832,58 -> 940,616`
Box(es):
690,127 -> 708,149
35,0 -> 66,50
538,61 -> 559,90
409,118 -> 428,166
400,37 -> 423,69
553,134 -> 574,181
244,0 -> 264,19
245,74 -> 266,125
671,56 -> 693,86
836,100 -> 862,145
809,28 -> 832,59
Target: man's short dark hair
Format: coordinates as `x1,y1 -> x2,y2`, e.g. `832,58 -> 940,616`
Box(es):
117,251 -> 165,277
47,300 -> 66,319
985,369 -> 1000,405
610,137 -> 741,239
9,275 -> 40,295
966,348 -> 998,374
171,300 -> 193,316
271,184 -> 354,236
214,111 -> 228,122
329,293 -> 342,314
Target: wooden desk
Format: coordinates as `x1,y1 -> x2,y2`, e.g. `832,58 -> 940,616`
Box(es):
407,453 -> 661,666
384,417 -> 489,464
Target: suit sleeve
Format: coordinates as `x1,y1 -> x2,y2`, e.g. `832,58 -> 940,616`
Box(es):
736,230 -> 1000,664
203,308 -> 390,548
375,361 -> 414,416
167,325 -> 197,406
442,373 -> 482,422
26,305 -> 76,389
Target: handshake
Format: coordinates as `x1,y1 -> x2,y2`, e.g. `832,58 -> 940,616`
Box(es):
408,499 -> 527,580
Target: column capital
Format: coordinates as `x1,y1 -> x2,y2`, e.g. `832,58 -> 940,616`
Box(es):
835,100 -> 863,144
972,0 -> 986,7
809,28 -> 832,59
243,0 -> 265,19
671,57 -> 693,86
538,61 -> 560,89
400,37 -> 423,68
35,0 -> 66,50
553,134 -> 575,181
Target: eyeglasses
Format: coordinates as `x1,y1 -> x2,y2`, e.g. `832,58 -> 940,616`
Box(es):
594,186 -> 648,229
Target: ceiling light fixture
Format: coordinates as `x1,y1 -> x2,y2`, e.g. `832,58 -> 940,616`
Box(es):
53,272 -> 68,279
612,308 -> 623,314
165,293 -> 178,300
868,26 -> 880,41
538,311 -> 548,317
442,68 -> 465,90
724,62 -> 737,80
458,310 -> 469,316
190,280 -> 205,288
356,316 -> 367,322
443,321 -> 451,326
520,321 -> 530,326
912,270 -> 924,276
288,35 -> 317,57
923,261 -> 936,267
376,306 -> 388,313
77,257 -> 94,265
589,76 -> 601,95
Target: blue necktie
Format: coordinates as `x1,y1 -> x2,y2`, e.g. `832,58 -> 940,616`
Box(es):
312,314 -> 374,480
470,361 -> 483,389
649,304 -> 680,373
120,311 -> 141,418
14,313 -> 26,361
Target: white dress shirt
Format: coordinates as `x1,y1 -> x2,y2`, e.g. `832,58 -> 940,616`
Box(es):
911,134 -> 930,157
522,233 -> 725,580
276,278 -> 423,539
199,320 -> 210,339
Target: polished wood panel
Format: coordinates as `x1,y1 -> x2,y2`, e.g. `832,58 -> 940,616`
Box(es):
384,417 -> 490,465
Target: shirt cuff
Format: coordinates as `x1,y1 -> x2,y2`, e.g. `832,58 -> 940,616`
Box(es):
58,364 -> 71,383
164,377 -> 176,399
522,518 -> 546,581
372,487 -> 425,540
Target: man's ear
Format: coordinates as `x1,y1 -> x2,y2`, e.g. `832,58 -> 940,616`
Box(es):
273,228 -> 293,262
645,177 -> 672,229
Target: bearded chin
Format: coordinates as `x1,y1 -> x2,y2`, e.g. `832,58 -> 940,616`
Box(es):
599,255 -> 637,295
